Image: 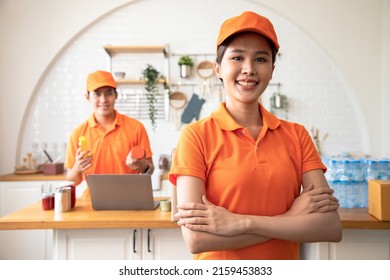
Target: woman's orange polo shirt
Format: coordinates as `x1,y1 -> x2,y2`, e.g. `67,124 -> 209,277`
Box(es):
169,102 -> 326,259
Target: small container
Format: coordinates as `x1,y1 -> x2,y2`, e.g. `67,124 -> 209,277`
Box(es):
42,192 -> 54,210
70,185 -> 76,208
61,184 -> 76,208
54,187 -> 71,212
131,145 -> 145,160
78,136 -> 91,157
114,71 -> 126,80
160,200 -> 171,212
158,155 -> 169,172
43,163 -> 64,175
78,136 -> 88,152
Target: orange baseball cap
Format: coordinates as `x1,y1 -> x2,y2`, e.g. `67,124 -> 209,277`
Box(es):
86,70 -> 117,92
216,11 -> 279,52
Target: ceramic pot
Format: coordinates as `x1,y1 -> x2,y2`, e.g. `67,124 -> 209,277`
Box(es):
179,65 -> 192,79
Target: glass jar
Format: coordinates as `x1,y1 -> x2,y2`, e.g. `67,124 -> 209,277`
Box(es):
70,185 -> 76,208
41,192 -> 54,210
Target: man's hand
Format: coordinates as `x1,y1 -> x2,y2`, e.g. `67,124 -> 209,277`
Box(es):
126,151 -> 149,174
73,147 -> 92,173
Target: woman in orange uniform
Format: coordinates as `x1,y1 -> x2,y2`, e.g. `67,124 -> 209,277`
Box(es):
65,70 -> 154,197
169,11 -> 341,259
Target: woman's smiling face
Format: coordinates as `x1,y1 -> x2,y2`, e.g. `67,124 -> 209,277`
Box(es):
215,32 -> 275,105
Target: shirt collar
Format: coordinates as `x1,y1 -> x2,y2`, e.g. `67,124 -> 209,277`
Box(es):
210,102 -> 280,131
87,110 -> 123,128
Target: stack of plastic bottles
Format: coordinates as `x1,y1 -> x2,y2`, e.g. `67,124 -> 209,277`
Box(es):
322,157 -> 390,208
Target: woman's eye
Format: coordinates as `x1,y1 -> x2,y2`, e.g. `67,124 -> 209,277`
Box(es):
232,56 -> 243,61
256,57 -> 267,62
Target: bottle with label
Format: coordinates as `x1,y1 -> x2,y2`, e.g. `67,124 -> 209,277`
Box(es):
78,136 -> 88,151
78,136 -> 91,157
379,158 -> 390,180
365,159 -> 380,181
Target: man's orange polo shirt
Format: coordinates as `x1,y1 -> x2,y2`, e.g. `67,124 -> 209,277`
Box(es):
65,110 -> 153,197
169,102 -> 326,259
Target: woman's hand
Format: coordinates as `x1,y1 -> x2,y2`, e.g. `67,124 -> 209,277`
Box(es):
286,184 -> 339,216
176,195 -> 244,236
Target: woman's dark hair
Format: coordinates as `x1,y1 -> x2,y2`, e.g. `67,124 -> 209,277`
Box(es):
216,31 -> 278,65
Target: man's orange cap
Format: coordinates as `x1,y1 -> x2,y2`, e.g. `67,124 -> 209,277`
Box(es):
86,70 -> 117,92
216,11 -> 279,52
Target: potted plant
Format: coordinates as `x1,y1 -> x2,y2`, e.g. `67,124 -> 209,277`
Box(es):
141,64 -> 164,130
178,55 -> 194,79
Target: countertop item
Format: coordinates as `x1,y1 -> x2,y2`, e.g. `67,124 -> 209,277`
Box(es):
0,197 -> 175,230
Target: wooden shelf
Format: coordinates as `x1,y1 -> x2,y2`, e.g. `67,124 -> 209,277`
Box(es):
104,44 -> 171,121
115,79 -> 167,85
103,45 -> 168,57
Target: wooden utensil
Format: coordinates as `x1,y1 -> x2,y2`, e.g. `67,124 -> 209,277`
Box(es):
196,60 -> 214,79
169,91 -> 188,129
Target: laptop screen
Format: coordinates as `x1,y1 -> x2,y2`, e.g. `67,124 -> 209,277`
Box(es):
87,174 -> 159,210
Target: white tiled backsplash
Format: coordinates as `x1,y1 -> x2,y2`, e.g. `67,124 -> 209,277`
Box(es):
20,0 -> 367,188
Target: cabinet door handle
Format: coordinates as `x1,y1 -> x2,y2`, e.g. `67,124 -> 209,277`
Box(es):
147,229 -> 152,253
133,229 -> 137,253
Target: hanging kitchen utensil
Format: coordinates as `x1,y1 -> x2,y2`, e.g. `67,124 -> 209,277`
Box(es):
181,93 -> 206,124
169,91 -> 188,129
196,60 -> 214,79
169,91 -> 187,110
270,84 -> 288,119
197,60 -> 215,98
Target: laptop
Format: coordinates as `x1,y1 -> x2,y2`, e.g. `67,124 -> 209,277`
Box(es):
87,174 -> 160,210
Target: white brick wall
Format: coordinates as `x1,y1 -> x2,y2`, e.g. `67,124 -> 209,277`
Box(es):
20,0 -> 367,185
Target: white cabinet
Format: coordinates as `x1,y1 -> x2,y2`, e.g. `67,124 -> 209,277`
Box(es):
142,228 -> 192,260
301,229 -> 390,260
52,228 -> 192,260
0,181 -> 41,215
0,180 -> 70,260
53,228 -> 142,260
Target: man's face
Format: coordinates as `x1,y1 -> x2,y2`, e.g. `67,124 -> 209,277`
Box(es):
86,86 -> 117,117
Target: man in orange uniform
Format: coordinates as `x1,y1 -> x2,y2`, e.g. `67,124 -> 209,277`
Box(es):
169,11 -> 341,259
65,70 -> 154,197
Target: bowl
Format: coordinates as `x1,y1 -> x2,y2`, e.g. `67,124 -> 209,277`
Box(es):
114,71 -> 126,80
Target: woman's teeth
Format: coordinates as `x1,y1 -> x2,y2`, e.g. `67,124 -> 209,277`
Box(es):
237,81 -> 256,87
